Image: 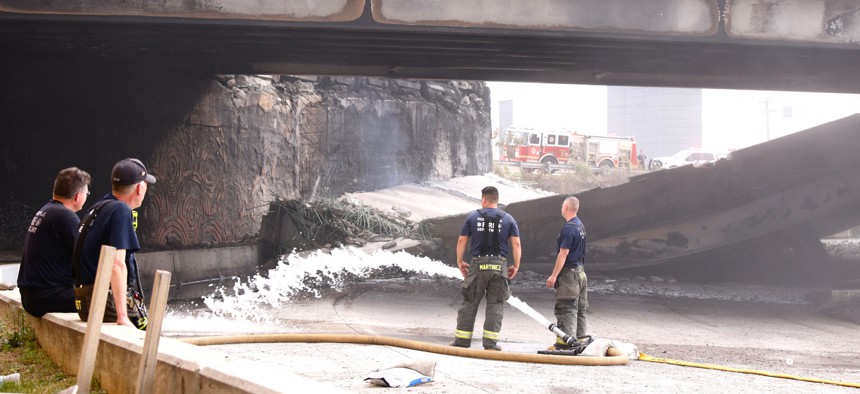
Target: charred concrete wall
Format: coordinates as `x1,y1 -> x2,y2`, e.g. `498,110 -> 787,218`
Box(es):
0,61 -> 491,251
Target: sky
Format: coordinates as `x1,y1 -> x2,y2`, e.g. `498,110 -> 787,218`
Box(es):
487,82 -> 860,153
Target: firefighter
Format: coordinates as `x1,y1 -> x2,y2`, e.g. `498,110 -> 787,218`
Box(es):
546,196 -> 588,350
450,186 -> 521,351
73,158 -> 155,330
17,167 -> 91,318
638,150 -> 648,170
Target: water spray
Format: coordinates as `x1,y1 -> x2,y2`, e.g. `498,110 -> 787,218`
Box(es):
506,296 -> 590,355
200,247 -> 461,323
198,246 -> 588,353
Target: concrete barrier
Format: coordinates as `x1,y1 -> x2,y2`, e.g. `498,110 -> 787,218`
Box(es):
0,245 -> 262,298
0,290 -> 347,393
137,246 -> 261,291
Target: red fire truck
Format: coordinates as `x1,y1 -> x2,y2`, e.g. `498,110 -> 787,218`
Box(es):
501,127 -> 639,170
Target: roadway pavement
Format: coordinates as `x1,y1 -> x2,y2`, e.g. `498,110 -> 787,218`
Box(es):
159,174 -> 860,393
163,267 -> 860,393
6,173 -> 856,392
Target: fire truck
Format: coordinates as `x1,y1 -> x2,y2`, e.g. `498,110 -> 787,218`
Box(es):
501,127 -> 639,170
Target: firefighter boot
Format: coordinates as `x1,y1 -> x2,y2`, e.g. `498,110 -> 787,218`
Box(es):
449,338 -> 471,348
547,341 -> 573,351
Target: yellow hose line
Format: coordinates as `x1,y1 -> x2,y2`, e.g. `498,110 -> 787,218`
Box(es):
639,353 -> 860,389
181,333 -> 629,366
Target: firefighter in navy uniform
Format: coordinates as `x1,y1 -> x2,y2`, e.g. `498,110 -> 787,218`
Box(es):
72,158 -> 155,330
450,186 -> 521,351
546,196 -> 588,350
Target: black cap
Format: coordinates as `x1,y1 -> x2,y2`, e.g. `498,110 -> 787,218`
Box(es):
111,158 -> 157,185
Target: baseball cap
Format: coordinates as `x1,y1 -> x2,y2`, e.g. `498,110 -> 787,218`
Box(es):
111,158 -> 157,185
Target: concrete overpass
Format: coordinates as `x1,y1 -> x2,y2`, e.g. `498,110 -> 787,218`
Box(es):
3,0 -> 860,93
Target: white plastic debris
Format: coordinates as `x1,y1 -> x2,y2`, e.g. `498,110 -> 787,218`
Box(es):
364,360 -> 436,388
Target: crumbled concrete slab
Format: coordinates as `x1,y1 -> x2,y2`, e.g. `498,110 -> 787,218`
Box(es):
343,173 -> 550,221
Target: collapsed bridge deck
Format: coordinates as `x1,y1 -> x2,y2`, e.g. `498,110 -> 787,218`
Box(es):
426,114 -> 860,278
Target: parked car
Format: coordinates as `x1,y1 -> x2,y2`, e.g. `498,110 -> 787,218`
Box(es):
650,149 -> 726,169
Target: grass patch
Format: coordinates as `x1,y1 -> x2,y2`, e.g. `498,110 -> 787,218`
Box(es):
0,312 -> 103,393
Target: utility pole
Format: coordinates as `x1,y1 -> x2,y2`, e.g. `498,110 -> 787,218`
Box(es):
762,96 -> 782,142
764,97 -> 771,141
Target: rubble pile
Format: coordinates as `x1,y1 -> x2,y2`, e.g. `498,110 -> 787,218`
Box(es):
262,198 -> 430,255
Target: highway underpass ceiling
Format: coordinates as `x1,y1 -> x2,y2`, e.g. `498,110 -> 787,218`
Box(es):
2,0 -> 860,93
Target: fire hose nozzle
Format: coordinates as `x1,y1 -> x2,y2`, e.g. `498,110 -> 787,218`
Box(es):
548,323 -> 576,346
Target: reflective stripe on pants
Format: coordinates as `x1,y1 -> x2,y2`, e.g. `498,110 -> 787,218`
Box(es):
483,329 -> 500,340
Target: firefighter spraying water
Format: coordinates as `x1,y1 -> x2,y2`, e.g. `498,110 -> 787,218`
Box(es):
506,296 -> 592,355
201,244 -> 587,354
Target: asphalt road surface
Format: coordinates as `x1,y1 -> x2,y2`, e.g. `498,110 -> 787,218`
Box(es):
166,268 -> 860,393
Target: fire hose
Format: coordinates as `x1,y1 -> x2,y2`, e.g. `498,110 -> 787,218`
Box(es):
180,333 -> 629,366
181,333 -> 860,388
178,299 -> 856,385
638,353 -> 860,389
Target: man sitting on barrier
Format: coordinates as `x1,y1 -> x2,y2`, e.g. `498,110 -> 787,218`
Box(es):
73,158 -> 155,330
17,167 -> 91,317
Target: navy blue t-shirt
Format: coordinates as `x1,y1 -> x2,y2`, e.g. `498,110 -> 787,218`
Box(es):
18,200 -> 80,288
78,194 -> 140,286
460,208 -> 520,257
557,216 -> 586,268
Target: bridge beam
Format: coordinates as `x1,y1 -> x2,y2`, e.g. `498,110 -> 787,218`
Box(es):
3,0 -> 860,92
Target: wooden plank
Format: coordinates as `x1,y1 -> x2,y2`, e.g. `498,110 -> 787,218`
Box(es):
75,245 -> 116,393
135,270 -> 172,394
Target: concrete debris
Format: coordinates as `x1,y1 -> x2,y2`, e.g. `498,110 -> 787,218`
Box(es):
347,237 -> 366,247
421,114 -> 860,285
392,206 -> 412,217
260,198 -> 420,259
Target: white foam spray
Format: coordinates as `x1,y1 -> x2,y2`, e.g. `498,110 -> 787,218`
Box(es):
201,247 -> 461,323
507,296 -> 552,328
195,246 -> 554,332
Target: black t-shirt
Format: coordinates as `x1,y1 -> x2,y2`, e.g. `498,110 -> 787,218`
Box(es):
557,216 -> 586,268
78,194 -> 140,286
18,200 -> 80,289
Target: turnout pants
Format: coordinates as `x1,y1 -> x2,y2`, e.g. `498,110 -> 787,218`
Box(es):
554,265 -> 588,343
75,285 -> 149,330
454,256 -> 511,348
